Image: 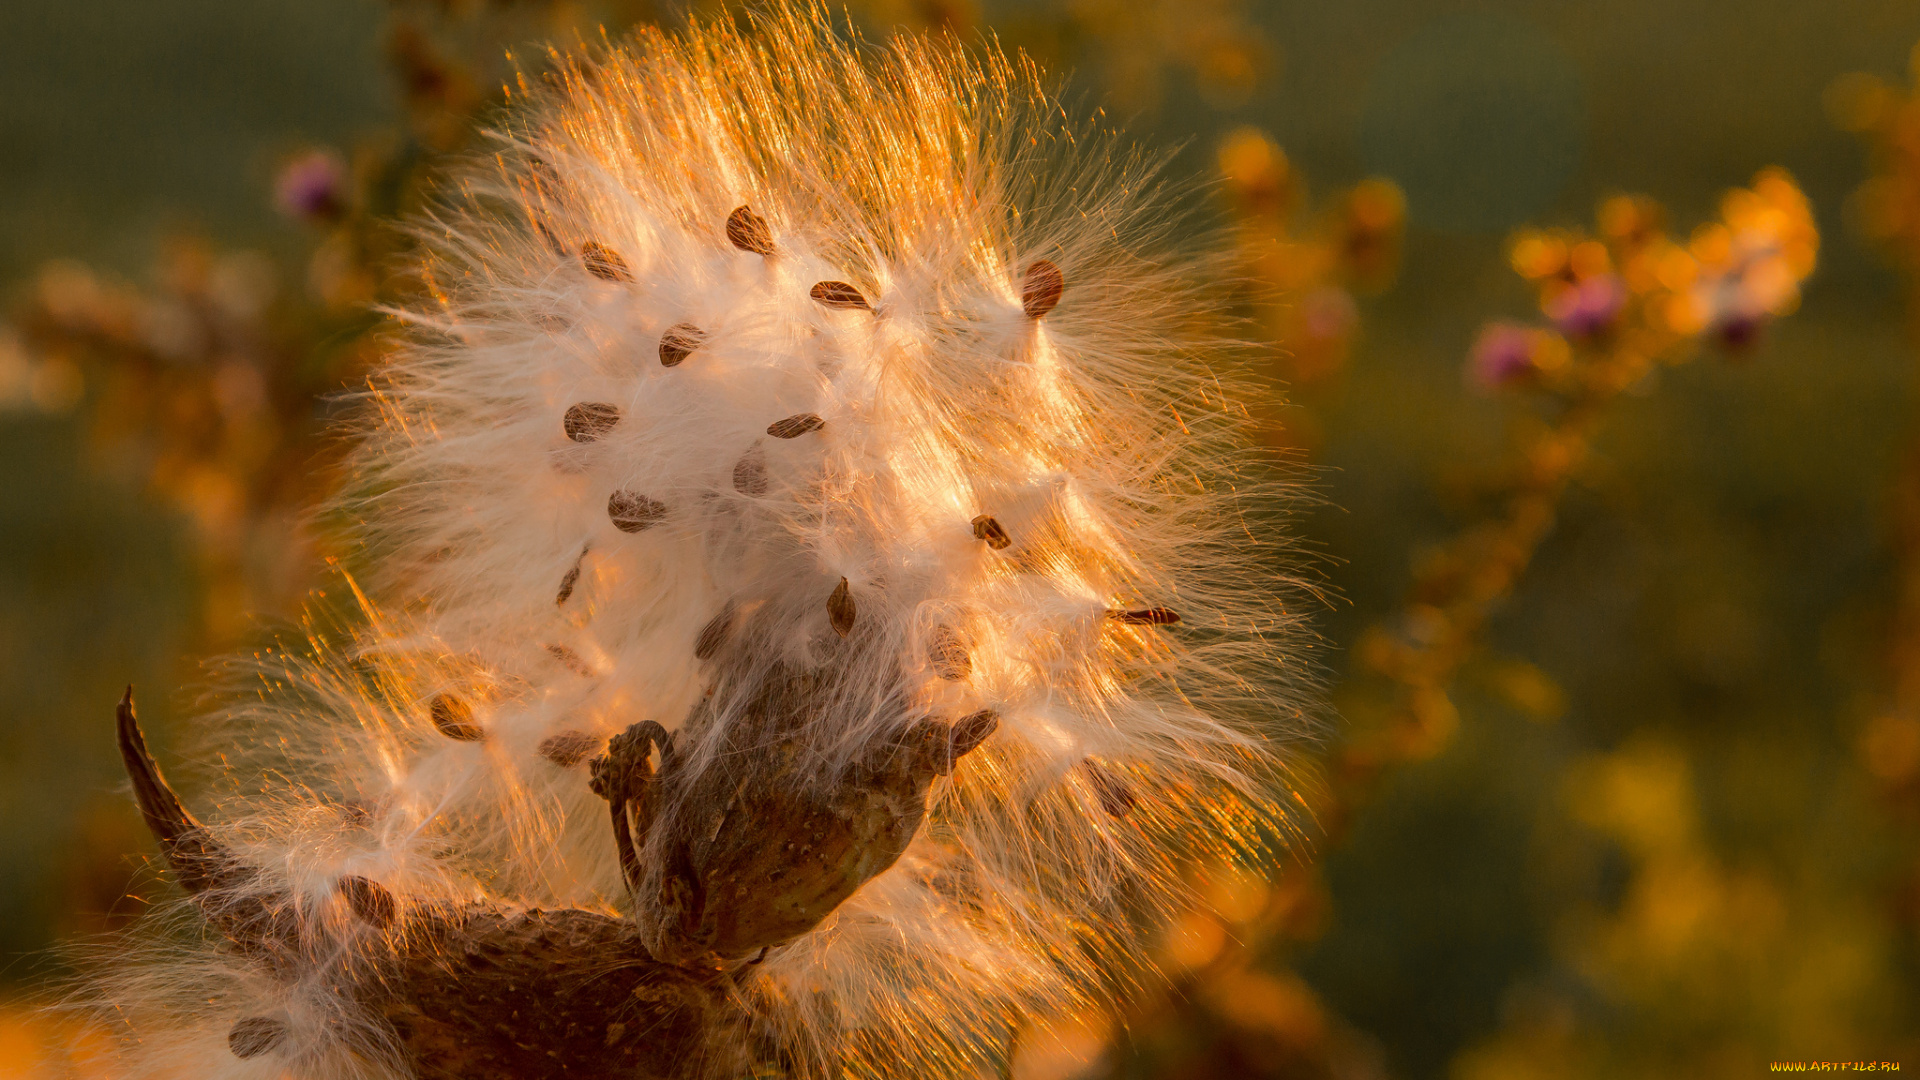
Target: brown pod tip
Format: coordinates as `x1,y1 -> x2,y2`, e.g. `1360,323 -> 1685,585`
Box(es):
766,413 -> 825,439
809,281 -> 871,310
539,729 -> 601,768
563,402 -> 621,443
430,693 -> 483,741
929,625 -> 972,681
733,443 -> 769,496
1022,259 -> 1064,318
1110,606 -> 1181,626
608,490 -> 667,533
228,1016 -> 289,1060
827,577 -> 856,638
726,205 -> 775,256
580,241 -> 633,282
693,602 -> 736,660
659,323 -> 706,367
335,874 -> 397,929
944,709 -> 1000,772
971,515 -> 1012,550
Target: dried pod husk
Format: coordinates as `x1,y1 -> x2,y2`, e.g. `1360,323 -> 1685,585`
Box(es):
539,730 -> 601,768
227,1016 -> 289,1060
1109,606 -> 1181,625
1021,259 -> 1065,318
694,602 -> 736,660
429,694 -> 483,741
336,875 -> 397,929
928,625 -> 972,680
725,205 -> 775,255
732,443 -> 769,496
827,578 -> 856,637
580,241 -> 633,282
563,401 -> 621,443
659,323 -> 706,367
608,490 -> 668,532
809,281 -> 870,310
766,413 -> 825,439
971,515 -> 1012,550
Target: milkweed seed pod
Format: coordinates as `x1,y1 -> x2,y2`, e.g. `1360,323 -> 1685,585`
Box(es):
80,6 -> 1313,1079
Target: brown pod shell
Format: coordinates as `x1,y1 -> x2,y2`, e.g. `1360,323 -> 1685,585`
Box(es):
563,402 -> 621,443
766,413 -> 825,439
726,205 -> 775,255
608,491 -> 668,533
971,515 -> 1012,550
809,281 -> 870,310
580,242 -> 633,282
1022,259 -> 1065,318
1110,606 -> 1181,625
228,1016 -> 289,1060
939,709 -> 999,774
539,730 -> 601,768
659,323 -> 706,367
827,578 -> 856,637
732,443 -> 769,496
336,875 -> 397,929
429,694 -> 483,741
694,602 -> 736,660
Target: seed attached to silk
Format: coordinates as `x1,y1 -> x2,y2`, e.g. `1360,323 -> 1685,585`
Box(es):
546,643 -> 595,677
929,625 -> 972,680
608,491 -> 667,532
228,1016 -> 289,1060
766,413 -> 825,439
430,693 -> 483,741
1081,760 -> 1137,818
971,515 -> 1012,550
1109,607 -> 1181,625
563,402 -> 621,442
336,875 -> 397,929
659,323 -> 706,367
556,549 -> 586,606
539,730 -> 601,768
809,281 -> 870,310
580,241 -> 633,282
726,205 -> 775,255
694,602 -> 736,660
733,444 -> 769,496
828,577 -> 856,637
1022,259 -> 1064,318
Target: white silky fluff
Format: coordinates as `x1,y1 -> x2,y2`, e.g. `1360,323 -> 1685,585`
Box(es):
78,7 -> 1316,1078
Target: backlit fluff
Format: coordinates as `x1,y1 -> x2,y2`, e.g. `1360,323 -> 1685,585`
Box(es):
83,7 -> 1312,1077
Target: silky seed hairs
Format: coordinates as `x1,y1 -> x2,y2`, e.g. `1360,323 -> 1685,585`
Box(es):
79,6 -> 1315,1078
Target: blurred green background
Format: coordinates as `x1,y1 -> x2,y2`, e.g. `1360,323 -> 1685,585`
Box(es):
2,1 -> 1918,1076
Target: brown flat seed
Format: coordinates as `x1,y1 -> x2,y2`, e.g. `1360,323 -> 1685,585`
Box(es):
539,729 -> 601,768
766,413 -> 825,439
563,402 -> 621,443
733,443 -> 769,496
430,693 -> 483,741
228,1016 -> 289,1060
1022,259 -> 1065,318
546,643 -> 595,677
726,205 -> 775,255
693,601 -> 735,660
659,323 -> 706,367
336,875 -> 397,929
580,241 -> 633,282
971,515 -> 1012,550
809,281 -> 870,310
1081,760 -> 1137,818
827,577 -> 856,638
1110,607 -> 1181,625
929,625 -> 972,680
555,550 -> 586,606
608,490 -> 667,532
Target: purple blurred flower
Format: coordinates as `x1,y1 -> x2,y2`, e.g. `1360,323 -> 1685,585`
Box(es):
1543,274 -> 1625,338
1469,322 -> 1539,390
275,150 -> 346,223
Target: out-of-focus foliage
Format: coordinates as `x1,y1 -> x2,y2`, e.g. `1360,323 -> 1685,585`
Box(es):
3,1 -> 1919,1078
